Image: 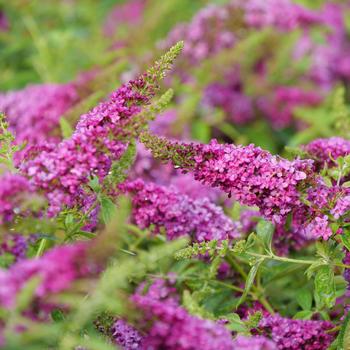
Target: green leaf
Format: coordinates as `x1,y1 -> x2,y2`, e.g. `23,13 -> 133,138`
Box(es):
192,120 -> 211,143
296,287 -> 312,311
59,117 -> 73,139
76,231 -> 96,239
99,195 -> 117,224
236,258 -> 264,308
314,265 -> 336,309
256,220 -> 274,253
293,310 -> 313,320
51,309 -> 65,322
223,313 -> 247,333
341,231 -> 350,252
89,175 -> 101,193
337,309 -> 350,350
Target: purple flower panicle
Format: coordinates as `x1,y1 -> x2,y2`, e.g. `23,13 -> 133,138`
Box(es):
122,179 -> 239,242
112,319 -> 144,350
0,243 -> 89,309
258,314 -> 334,350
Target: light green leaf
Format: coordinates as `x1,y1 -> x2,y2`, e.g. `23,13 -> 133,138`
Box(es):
293,310 -> 314,320
314,265 -> 336,309
256,220 -> 274,253
99,195 -> 117,224
59,117 -> 73,139
296,287 -> 312,311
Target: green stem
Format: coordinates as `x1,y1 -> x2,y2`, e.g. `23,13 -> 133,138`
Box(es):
247,252 -> 316,265
227,254 -> 275,315
246,251 -> 350,269
36,239 -> 47,258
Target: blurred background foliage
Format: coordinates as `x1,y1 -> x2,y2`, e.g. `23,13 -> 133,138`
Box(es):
1,0 -> 350,152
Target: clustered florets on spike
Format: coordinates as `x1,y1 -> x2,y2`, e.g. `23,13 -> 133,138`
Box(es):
0,83 -> 79,144
121,179 -> 240,242
232,335 -> 277,350
257,314 -> 334,350
18,43 -> 183,216
304,137 -> 350,167
257,87 -> 322,129
161,3 -> 237,68
111,319 -> 144,350
141,135 -> 314,224
0,172 -> 33,224
0,234 -> 37,263
132,287 -> 235,350
19,77 -> 152,215
0,243 -> 89,309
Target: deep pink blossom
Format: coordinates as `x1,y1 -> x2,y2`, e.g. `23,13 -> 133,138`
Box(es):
122,179 -> 239,242
304,137 -> 350,167
104,0 -> 146,37
304,215 -> 333,240
20,76 -> 153,215
187,140 -> 313,223
0,173 -> 32,224
258,314 -> 334,350
0,83 -> 79,144
243,0 -> 320,31
112,320 -> 144,350
258,87 -> 322,129
204,77 -> 254,125
161,3 -> 236,67
132,293 -> 235,350
332,195 -> 350,219
0,243 -> 89,309
232,335 -> 276,350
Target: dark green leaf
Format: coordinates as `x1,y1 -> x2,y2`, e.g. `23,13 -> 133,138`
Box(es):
51,309 -> 65,322
236,258 -> 264,308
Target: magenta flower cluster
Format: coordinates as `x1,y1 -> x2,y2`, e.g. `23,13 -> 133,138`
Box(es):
20,76 -> 151,215
122,179 -> 240,242
0,243 -> 88,309
232,335 -> 276,350
203,72 -> 254,125
0,83 -> 79,144
190,139 -> 313,223
132,294 -> 235,350
161,3 -> 235,67
0,172 -> 32,224
258,314 -> 334,350
304,137 -> 350,167
112,319 -> 144,350
258,87 -> 322,129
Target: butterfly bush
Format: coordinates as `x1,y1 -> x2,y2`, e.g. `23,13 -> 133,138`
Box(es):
112,319 -> 144,350
0,243 -> 89,309
132,292 -> 235,350
141,135 -> 313,223
304,137 -> 350,167
19,68 -> 165,215
0,172 -> 33,224
0,83 -> 79,144
122,179 -> 240,242
258,315 -> 334,350
2,1 -> 350,348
